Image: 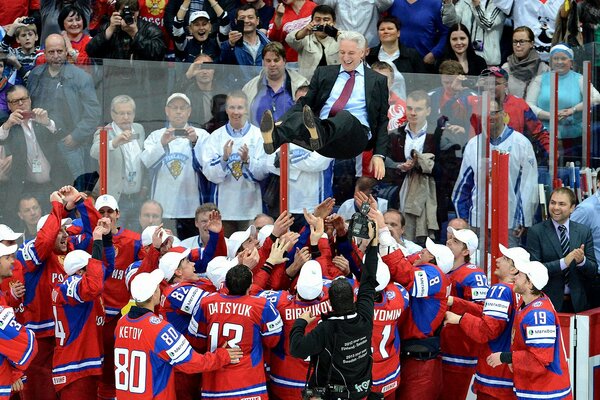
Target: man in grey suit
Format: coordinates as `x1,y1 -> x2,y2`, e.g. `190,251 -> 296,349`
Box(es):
260,30 -> 389,180
90,95 -> 146,230
526,187 -> 597,312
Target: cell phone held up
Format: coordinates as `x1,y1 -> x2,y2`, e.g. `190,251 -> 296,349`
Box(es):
172,129 -> 188,137
20,111 -> 34,120
234,21 -> 245,46
21,17 -> 36,25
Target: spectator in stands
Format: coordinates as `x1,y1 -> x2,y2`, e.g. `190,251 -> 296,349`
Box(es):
140,93 -> 211,239
180,54 -> 221,127
365,16 -> 426,91
370,61 -> 406,132
17,195 -> 42,242
501,26 -> 550,99
243,42 -> 309,125
0,85 -> 66,215
241,0 -> 274,34
493,0 -> 562,59
453,98 -> 538,247
437,23 -> 487,75
314,0 -> 392,48
0,17 -> 40,85
40,0 -> 91,43
202,93 -> 229,133
179,203 -> 220,249
138,199 -> 163,231
90,95 -> 146,230
383,208 -> 422,254
28,34 -> 101,180
201,90 -> 269,236
86,0 -> 166,61
0,55 -> 12,117
388,0 -> 448,71
526,44 -> 600,162
267,0 -> 316,63
220,4 -> 270,66
53,5 -> 91,65
172,7 -> 228,62
526,187 -> 598,312
337,176 -> 388,221
285,5 -> 341,79
441,0 -> 506,66
253,213 -> 274,229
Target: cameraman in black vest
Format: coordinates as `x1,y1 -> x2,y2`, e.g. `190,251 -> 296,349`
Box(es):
289,212 -> 379,400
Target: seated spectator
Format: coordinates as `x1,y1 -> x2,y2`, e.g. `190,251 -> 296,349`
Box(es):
316,0 -> 393,48
90,95 -> 146,230
525,43 -> 600,162
220,4 -> 270,66
138,199 -> 163,231
441,0 -> 506,66
337,176 -> 388,221
243,41 -> 309,125
267,0 -> 316,63
436,23 -> 487,75
86,0 -> 166,62
140,93 -> 211,239
365,16 -> 425,94
201,91 -> 268,236
0,17 -> 40,85
285,4 -> 341,79
36,5 -> 91,66
172,8 -> 227,62
501,26 -> 550,99
388,0 -> 448,71
243,0 -> 275,34
180,54 -> 221,127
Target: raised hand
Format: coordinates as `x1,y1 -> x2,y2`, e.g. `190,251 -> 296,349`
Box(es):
207,210 -> 223,233
309,217 -> 324,246
266,238 -> 290,265
313,197 -> 335,219
332,255 -> 350,275
273,211 -> 294,237
239,247 -> 260,270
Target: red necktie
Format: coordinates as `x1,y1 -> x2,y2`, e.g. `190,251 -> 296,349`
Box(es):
328,70 -> 356,117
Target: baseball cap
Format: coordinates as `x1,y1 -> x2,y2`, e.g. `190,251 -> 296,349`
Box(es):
425,237 -> 454,274
159,247 -> 191,281
0,243 -> 18,257
226,225 -> 257,258
375,256 -> 391,292
258,225 -> 274,246
297,260 -> 323,300
166,93 -> 191,107
515,260 -> 549,291
481,66 -> 509,80
141,225 -> 175,247
131,269 -> 165,302
189,11 -> 210,22
0,224 -> 23,241
63,250 -> 92,276
498,244 -> 530,269
206,256 -> 237,289
36,215 -> 73,232
449,227 -> 478,255
95,194 -> 119,211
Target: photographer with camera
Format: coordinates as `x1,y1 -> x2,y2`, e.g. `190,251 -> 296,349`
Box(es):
285,5 -> 341,79
289,209 -> 379,400
86,0 -> 166,61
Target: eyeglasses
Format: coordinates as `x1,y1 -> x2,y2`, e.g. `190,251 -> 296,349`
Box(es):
512,40 -> 532,46
8,96 -> 30,105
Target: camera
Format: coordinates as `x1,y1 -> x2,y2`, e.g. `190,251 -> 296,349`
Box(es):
173,129 -> 188,137
301,387 -> 327,400
312,25 -> 326,32
121,6 -> 134,25
348,202 -> 372,240
21,17 -> 36,25
472,39 -> 484,52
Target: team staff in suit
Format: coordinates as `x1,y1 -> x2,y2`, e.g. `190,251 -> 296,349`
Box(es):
260,30 -> 389,179
526,187 -> 598,312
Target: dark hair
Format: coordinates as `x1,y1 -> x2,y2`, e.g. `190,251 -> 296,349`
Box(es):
377,15 -> 400,31
443,24 -> 478,63
355,176 -> 377,192
551,187 -> 577,206
328,278 -> 355,315
6,84 -> 28,98
236,4 -> 258,19
58,5 -> 88,31
115,0 -> 139,12
225,265 -> 253,295
439,60 -> 464,75
513,26 -> 535,42
407,89 -> 431,107
371,61 -> 394,73
312,5 -> 336,21
0,53 -> 6,65
384,208 -> 405,228
262,41 -> 286,60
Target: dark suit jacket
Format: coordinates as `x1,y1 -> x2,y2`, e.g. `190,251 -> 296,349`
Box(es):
526,219 -> 598,312
366,42 -> 427,75
293,63 -> 390,157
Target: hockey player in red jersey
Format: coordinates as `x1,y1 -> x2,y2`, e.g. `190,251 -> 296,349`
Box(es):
51,219 -> 114,399
441,227 -> 489,400
189,264 -> 284,399
0,225 -> 26,313
114,269 -> 243,400
488,260 -> 572,400
445,244 -> 530,400
0,242 -> 37,400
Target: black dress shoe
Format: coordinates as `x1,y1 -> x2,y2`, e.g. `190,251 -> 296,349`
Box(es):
260,110 -> 276,154
303,105 -> 321,150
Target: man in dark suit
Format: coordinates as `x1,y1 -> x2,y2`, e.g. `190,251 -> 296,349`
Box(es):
260,30 -> 389,179
526,187 -> 598,312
